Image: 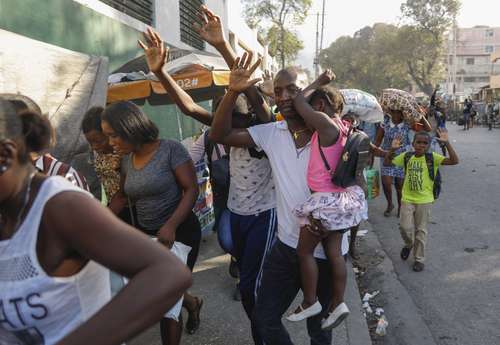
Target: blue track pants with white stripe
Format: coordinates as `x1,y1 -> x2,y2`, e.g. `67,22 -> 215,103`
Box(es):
230,208 -> 277,345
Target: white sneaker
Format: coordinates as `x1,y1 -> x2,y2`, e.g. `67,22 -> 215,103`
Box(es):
321,302 -> 350,330
286,301 -> 322,322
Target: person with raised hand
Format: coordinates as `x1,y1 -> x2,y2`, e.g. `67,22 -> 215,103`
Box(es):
384,128 -> 458,272
0,98 -> 191,345
210,53 -> 351,344
284,70 -> 368,330
194,5 -> 272,123
140,21 -> 279,344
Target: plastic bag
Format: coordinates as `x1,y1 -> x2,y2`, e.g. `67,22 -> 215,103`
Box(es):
126,240 -> 192,321
364,168 -> 380,200
340,89 -> 384,123
164,242 -> 192,321
375,315 -> 389,336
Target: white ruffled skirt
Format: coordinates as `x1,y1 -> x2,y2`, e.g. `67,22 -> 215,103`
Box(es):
293,186 -> 368,231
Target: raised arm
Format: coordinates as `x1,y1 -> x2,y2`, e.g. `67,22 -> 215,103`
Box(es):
209,53 -> 260,148
195,6 -> 272,124
49,193 -> 191,345
435,128 -> 459,165
293,70 -> 339,146
302,69 -> 335,100
139,28 -> 212,126
430,86 -> 438,107
419,114 -> 432,132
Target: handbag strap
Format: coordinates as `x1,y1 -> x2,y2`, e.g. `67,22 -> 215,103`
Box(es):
213,141 -> 223,160
317,124 -> 352,173
317,138 -> 332,172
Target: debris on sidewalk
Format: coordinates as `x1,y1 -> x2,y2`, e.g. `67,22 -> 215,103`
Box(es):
375,315 -> 389,336
362,290 -> 380,302
357,230 -> 369,237
362,301 -> 373,314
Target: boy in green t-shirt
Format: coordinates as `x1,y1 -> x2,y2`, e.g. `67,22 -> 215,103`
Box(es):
384,129 -> 459,272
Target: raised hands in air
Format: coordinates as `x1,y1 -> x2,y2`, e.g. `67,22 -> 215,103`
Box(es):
193,5 -> 225,47
138,27 -> 168,74
315,69 -> 336,87
228,52 -> 262,94
435,128 -> 449,142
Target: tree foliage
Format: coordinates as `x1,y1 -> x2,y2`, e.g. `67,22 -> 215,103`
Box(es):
401,0 -> 460,40
320,24 -> 411,95
320,0 -> 460,96
399,0 -> 460,95
242,0 -> 312,68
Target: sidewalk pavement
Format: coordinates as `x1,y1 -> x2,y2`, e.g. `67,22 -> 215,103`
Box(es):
130,231 -> 371,345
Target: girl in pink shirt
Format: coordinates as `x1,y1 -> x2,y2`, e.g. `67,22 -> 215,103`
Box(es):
286,78 -> 368,330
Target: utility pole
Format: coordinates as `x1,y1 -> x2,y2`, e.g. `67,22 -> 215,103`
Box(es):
452,16 -> 457,101
320,0 -> 326,52
314,12 -> 320,78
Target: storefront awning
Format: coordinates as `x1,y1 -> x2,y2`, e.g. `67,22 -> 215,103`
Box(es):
107,50 -> 230,105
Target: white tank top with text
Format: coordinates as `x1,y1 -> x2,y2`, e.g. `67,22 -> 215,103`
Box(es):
0,177 -> 111,345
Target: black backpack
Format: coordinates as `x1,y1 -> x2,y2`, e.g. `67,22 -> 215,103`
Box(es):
403,152 -> 442,200
204,131 -> 230,208
318,126 -> 371,188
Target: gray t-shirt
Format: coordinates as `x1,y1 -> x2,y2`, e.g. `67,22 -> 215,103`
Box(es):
122,140 -> 192,232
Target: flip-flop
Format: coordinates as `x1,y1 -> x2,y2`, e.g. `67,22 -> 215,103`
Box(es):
186,297 -> 203,335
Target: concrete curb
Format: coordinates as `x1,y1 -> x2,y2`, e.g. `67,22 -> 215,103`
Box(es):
358,221 -> 438,345
345,257 -> 373,345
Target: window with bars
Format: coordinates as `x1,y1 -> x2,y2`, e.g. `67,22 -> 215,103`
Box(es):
101,0 -> 154,25
179,0 -> 205,50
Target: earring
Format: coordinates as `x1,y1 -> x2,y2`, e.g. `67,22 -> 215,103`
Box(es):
0,165 -> 7,174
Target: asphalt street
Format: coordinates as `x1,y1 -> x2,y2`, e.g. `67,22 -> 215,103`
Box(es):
367,124 -> 500,345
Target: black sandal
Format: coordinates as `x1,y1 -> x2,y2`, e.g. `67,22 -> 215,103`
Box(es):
383,205 -> 394,217
186,297 -> 203,334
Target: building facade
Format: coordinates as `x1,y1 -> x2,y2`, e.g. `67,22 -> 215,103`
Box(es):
1,0 -> 274,232
445,26 -> 500,97
0,0 -> 274,139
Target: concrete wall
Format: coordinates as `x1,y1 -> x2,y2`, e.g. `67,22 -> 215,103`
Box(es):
0,0 -> 209,140
227,1 -> 275,73
154,0 -> 229,55
446,27 -> 500,95
456,27 -> 500,56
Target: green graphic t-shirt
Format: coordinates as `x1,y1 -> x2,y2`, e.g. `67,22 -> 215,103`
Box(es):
393,152 -> 445,204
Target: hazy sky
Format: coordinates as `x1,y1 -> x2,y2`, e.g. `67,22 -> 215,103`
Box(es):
295,0 -> 500,70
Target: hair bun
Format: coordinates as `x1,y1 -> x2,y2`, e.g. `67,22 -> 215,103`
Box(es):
18,111 -> 53,153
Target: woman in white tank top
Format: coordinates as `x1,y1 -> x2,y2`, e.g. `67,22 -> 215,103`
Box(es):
0,99 -> 192,344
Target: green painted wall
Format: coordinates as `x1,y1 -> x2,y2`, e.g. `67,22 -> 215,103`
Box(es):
0,0 -> 204,139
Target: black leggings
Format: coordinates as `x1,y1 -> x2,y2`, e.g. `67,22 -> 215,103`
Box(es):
140,212 -> 202,271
